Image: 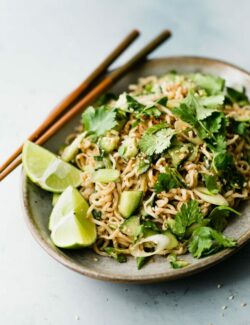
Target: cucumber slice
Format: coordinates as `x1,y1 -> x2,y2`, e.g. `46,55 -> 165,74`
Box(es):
163,231 -> 179,249
100,136 -> 120,153
92,169 -> 120,183
118,191 -> 143,218
168,144 -> 190,167
61,132 -> 86,162
120,216 -> 141,238
194,187 -> 228,206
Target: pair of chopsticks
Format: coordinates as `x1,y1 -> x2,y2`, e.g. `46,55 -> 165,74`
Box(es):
0,29 -> 172,181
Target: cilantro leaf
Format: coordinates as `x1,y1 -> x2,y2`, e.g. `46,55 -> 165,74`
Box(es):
82,106 -> 117,137
172,103 -> 197,127
157,97 -> 168,106
207,134 -> 227,152
104,247 -> 127,263
199,94 -> 225,108
137,159 -> 151,175
126,95 -> 145,111
145,123 -> 169,135
226,87 -> 249,106
154,167 -> 185,193
208,206 -> 240,232
213,150 -> 245,190
170,200 -> 203,238
184,91 -> 218,121
188,226 -> 236,258
190,73 -> 225,95
231,120 -> 250,140
139,128 -> 175,156
136,106 -> 161,119
204,175 -> 219,194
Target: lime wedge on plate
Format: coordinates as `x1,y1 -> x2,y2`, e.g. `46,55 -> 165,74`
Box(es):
49,186 -> 97,248
22,141 -> 82,192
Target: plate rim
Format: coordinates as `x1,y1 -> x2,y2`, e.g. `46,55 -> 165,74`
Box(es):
21,55 -> 250,283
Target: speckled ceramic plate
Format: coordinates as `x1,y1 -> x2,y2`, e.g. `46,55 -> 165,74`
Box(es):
22,57 -> 250,283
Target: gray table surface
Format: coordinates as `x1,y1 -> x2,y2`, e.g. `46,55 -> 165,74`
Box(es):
1,0 -> 250,324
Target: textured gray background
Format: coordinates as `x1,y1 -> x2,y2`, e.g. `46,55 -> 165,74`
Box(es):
1,0 -> 250,324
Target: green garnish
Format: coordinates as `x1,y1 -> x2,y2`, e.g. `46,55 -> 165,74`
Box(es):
136,256 -> 151,270
169,200 -> 203,238
82,106 -> 117,137
154,167 -> 185,193
204,175 -> 219,194
139,128 -> 175,156
208,206 -> 240,232
168,254 -> 189,269
104,247 -> 127,263
226,87 -> 249,106
188,226 -> 236,258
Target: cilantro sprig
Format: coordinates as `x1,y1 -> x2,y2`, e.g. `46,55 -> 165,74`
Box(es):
139,128 -> 175,156
82,106 -> 117,137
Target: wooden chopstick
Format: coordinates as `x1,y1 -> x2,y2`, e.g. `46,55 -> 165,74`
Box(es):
0,30 -> 172,181
0,30 -> 140,174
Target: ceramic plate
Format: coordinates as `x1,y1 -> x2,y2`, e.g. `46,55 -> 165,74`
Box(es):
22,57 -> 250,283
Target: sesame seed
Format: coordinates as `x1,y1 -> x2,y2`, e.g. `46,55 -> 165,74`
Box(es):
228,295 -> 234,300
221,305 -> 227,310
217,284 -> 223,289
241,303 -> 247,307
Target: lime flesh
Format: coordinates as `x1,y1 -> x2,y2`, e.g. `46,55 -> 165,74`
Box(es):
49,186 -> 96,248
22,141 -> 82,193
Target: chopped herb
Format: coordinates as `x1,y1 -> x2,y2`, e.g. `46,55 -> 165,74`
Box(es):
137,159 -> 151,175
213,151 -> 245,189
104,247 -> 127,263
136,256 -> 151,270
199,94 -> 225,108
154,167 -> 185,193
204,175 -> 219,194
208,206 -> 240,232
168,254 -> 189,269
168,200 -> 203,238
226,87 -> 249,106
136,106 -> 161,119
142,220 -> 161,232
231,120 -> 250,140
139,128 -> 175,156
145,123 -> 168,135
126,95 -> 145,111
190,73 -> 225,95
92,209 -> 102,220
82,106 -> 117,137
188,226 -> 236,258
157,97 -> 168,106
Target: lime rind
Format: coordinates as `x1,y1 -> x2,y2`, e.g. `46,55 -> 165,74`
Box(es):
22,141 -> 82,193
49,186 -> 96,248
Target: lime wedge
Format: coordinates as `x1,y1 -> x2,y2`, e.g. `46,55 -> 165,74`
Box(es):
22,141 -> 82,192
50,186 -> 96,248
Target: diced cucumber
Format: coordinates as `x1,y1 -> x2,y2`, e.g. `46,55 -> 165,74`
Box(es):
61,132 -> 85,162
92,169 -> 120,183
163,231 -> 179,249
168,144 -> 190,167
100,135 -> 120,153
188,145 -> 199,162
120,216 -> 141,238
118,138 -> 138,159
118,191 -> 143,218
